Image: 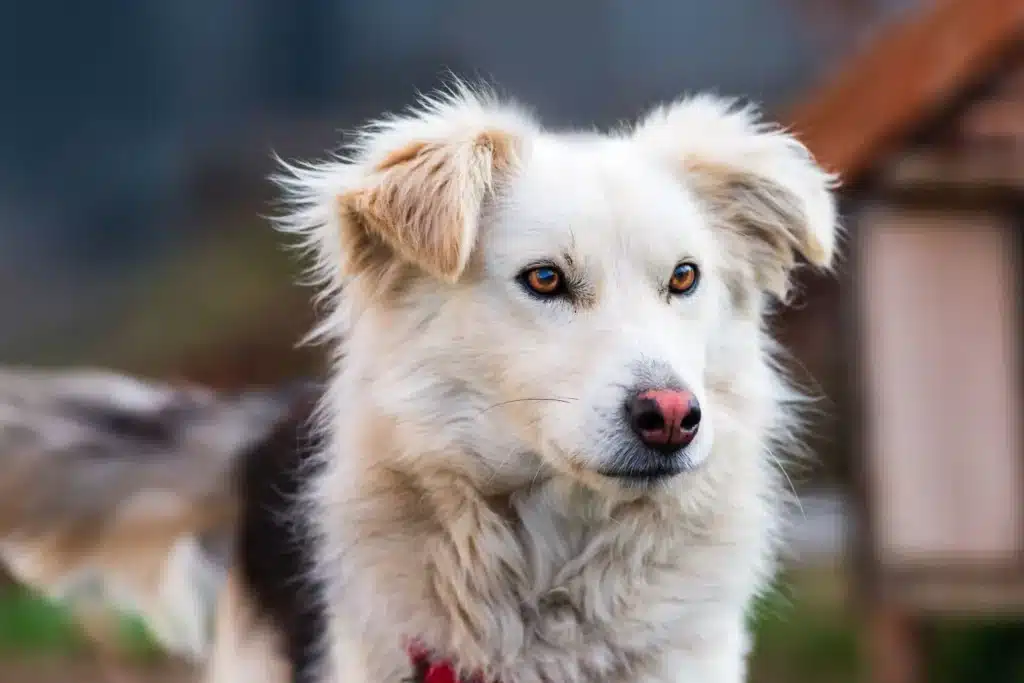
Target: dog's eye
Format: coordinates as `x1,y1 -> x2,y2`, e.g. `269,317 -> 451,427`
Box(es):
668,263 -> 699,296
519,266 -> 565,298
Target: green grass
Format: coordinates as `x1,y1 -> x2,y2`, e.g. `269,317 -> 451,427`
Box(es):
2,574 -> 1023,681
929,619 -> 1024,683
748,569 -> 1024,683
748,570 -> 861,683
0,589 -> 82,656
0,586 -> 161,660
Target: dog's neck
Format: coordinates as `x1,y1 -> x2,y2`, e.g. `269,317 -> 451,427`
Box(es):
318,377 -> 776,682
320,444 -> 750,681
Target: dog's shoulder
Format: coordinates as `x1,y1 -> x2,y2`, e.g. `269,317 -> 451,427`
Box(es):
234,382 -> 326,683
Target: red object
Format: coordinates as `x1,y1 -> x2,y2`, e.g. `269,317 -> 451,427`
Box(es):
424,661 -> 459,683
407,642 -> 487,683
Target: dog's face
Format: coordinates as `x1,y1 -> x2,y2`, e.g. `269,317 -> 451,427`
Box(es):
462,136 -> 727,484
282,88 -> 837,493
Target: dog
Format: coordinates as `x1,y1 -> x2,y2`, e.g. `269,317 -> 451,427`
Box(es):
200,81 -> 839,683
0,366 -> 310,661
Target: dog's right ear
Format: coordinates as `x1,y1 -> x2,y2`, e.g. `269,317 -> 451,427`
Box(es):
276,87 -> 528,288
340,126 -> 518,283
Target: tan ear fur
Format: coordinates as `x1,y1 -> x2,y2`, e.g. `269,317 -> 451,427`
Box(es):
634,95 -> 839,299
339,129 -> 518,283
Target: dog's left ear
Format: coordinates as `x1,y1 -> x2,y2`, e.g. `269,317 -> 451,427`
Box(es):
634,96 -> 839,299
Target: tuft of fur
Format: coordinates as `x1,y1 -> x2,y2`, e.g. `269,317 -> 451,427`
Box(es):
273,82 -> 534,351
271,83 -> 838,683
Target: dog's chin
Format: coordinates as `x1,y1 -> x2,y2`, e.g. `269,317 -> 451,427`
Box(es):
538,439 -> 710,496
597,460 -> 694,489
594,440 -> 711,490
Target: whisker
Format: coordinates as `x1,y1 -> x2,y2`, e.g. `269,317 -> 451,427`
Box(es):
483,416 -> 546,489
529,461 -> 546,490
769,451 -> 804,519
712,405 -> 805,518
483,446 -> 523,487
477,397 -> 576,415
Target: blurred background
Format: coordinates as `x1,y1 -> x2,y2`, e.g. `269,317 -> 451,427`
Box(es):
2,0 -> 1023,681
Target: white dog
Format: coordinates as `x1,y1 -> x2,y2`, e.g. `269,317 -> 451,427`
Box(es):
207,82 -> 838,683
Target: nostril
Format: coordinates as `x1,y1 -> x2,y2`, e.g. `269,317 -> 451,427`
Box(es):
633,408 -> 665,432
627,389 -> 700,452
680,404 -> 701,432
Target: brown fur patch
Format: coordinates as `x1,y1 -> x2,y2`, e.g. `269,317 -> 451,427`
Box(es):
375,141 -> 429,171
478,128 -> 518,173
339,130 -> 519,285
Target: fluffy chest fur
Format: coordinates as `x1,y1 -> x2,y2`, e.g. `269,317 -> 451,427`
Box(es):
313,396 -> 780,683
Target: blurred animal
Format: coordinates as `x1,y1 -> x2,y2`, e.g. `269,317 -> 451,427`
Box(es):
0,365 -> 314,663
205,82 -> 839,683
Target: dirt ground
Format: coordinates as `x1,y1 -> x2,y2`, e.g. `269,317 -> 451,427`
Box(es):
0,658 -> 196,683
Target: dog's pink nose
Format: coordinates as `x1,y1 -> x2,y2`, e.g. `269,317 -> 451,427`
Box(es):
627,389 -> 701,453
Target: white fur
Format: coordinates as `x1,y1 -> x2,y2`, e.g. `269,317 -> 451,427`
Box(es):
273,82 -> 837,683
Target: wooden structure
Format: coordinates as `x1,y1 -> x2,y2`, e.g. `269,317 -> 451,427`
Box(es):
785,1 -> 1024,681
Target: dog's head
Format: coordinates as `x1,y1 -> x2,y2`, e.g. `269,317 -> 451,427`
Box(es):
279,85 -> 837,494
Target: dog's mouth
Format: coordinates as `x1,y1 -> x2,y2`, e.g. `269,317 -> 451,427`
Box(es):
598,460 -> 692,484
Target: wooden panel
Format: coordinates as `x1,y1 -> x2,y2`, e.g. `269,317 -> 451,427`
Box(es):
785,0 -> 1024,180
881,145 -> 1024,192
859,209 -> 1022,566
959,99 -> 1024,142
884,570 -> 1024,613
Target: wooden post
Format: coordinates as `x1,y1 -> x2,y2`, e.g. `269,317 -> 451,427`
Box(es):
865,601 -> 923,683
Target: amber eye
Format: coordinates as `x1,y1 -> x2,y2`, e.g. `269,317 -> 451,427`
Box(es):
668,262 -> 699,295
519,265 -> 565,297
